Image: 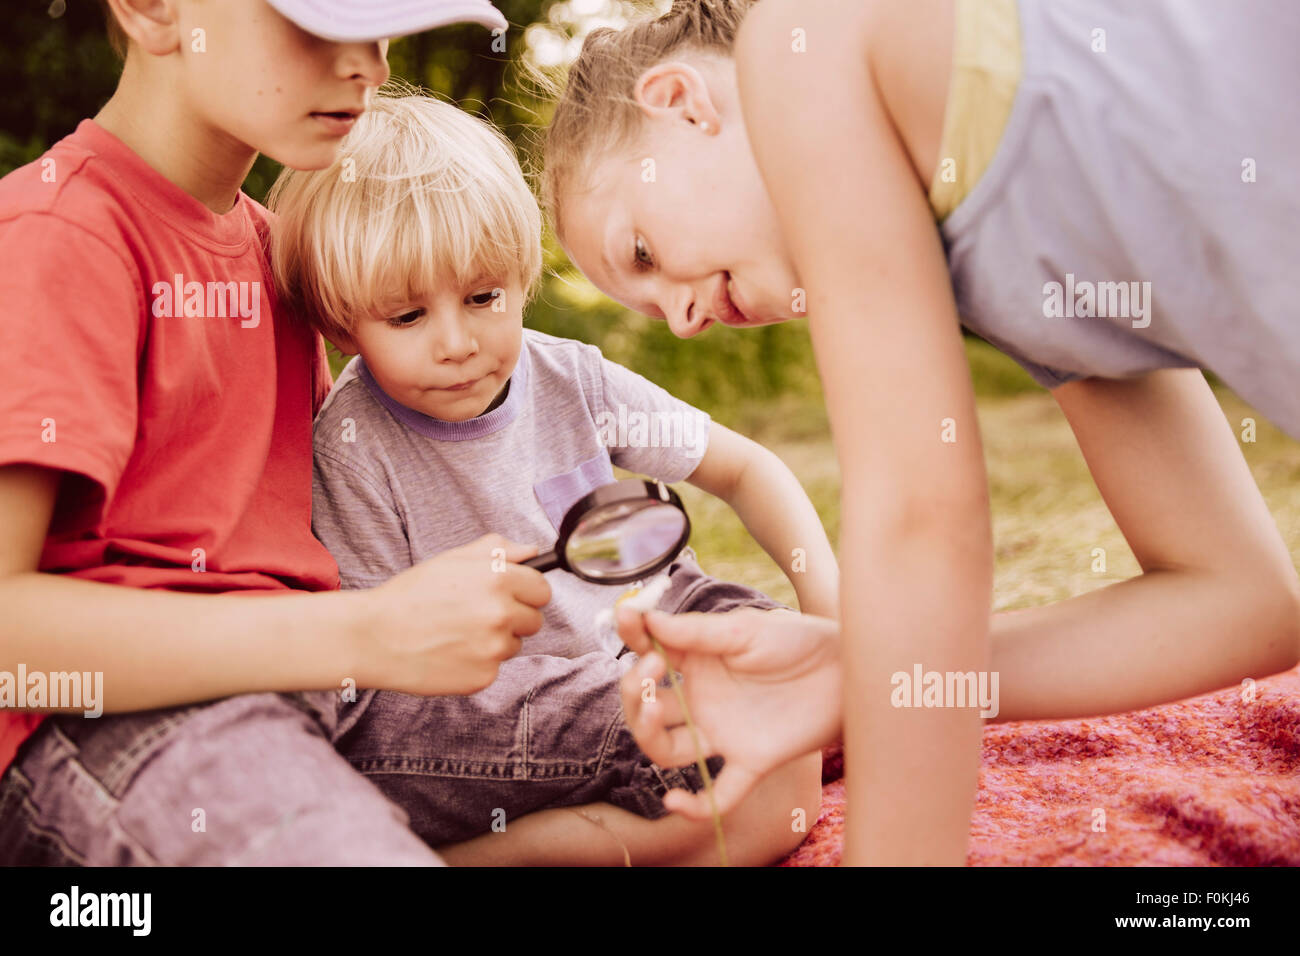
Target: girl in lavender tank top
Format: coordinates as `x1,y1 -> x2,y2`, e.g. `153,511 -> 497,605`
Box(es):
543,0 -> 1300,865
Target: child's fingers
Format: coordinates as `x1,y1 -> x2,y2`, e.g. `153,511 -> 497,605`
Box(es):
620,655 -> 707,768
620,648 -> 736,779
659,787 -> 712,820
615,605 -> 667,659
620,647 -> 666,703
642,609 -> 758,657
499,563 -> 552,610
463,532 -> 538,564
618,652 -> 662,736
706,764 -> 758,817
620,652 -> 686,724
662,764 -> 756,821
614,604 -> 648,653
660,759 -> 754,816
633,708 -> 715,775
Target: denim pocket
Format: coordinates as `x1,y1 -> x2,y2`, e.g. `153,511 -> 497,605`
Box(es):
532,451 -> 615,531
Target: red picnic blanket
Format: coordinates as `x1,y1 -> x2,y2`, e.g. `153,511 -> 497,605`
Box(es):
781,666 -> 1300,866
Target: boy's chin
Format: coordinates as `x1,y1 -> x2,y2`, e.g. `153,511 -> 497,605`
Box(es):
257,139 -> 345,173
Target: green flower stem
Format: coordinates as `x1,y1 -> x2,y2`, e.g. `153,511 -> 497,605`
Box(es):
648,634 -> 728,867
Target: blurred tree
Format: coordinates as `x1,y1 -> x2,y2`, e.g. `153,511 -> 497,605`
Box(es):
1,1 -> 124,172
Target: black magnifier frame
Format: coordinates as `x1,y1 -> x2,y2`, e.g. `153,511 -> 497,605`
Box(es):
521,478 -> 691,585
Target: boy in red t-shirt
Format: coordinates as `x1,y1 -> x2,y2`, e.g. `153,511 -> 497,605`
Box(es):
0,0 -> 551,865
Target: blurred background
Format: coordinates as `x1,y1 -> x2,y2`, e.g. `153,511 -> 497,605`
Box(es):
7,0 -> 1297,608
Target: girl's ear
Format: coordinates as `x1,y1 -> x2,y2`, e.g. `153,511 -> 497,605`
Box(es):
633,61 -> 722,133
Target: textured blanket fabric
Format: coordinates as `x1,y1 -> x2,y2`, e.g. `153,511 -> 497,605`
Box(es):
780,666 -> 1300,866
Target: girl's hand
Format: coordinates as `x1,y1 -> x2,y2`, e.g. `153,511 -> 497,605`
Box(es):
357,534 -> 551,696
617,606 -> 841,820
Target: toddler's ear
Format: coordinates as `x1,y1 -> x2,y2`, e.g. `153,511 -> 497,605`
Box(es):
325,330 -> 359,355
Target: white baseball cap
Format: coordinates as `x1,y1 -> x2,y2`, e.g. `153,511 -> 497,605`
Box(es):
265,0 -> 508,42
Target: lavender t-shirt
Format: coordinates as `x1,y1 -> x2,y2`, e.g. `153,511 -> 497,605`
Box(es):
311,329 -> 711,658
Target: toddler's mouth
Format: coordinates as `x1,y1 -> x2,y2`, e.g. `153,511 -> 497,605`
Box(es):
441,378 -> 479,392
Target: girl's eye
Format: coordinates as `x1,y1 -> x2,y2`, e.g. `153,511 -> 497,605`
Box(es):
468,288 -> 504,307
633,236 -> 654,272
386,309 -> 423,328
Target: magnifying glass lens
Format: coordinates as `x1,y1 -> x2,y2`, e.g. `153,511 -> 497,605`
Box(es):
565,500 -> 688,581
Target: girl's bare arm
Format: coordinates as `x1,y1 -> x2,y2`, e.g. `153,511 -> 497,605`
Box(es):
736,0 -> 992,865
989,368 -> 1300,722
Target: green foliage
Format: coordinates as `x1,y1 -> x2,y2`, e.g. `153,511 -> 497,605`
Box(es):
1,1 -> 125,176
962,335 -> 1043,398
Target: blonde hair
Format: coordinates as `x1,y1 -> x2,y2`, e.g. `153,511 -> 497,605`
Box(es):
535,0 -> 757,244
268,85 -> 543,342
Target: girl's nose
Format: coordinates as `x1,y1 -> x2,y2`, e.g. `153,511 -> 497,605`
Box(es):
665,296 -> 713,339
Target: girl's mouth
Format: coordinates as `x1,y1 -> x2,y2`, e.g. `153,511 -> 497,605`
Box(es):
722,274 -> 756,326
310,112 -> 358,136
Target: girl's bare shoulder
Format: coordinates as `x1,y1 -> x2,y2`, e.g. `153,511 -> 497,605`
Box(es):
736,0 -> 952,188
736,0 -> 874,59
736,0 -> 945,60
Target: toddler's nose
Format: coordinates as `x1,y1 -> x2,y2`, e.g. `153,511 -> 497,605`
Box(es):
433,318 -> 478,363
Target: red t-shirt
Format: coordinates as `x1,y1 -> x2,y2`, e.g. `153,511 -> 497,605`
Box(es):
0,119 -> 341,772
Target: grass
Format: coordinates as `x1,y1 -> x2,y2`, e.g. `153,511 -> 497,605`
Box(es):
673,337 -> 1300,613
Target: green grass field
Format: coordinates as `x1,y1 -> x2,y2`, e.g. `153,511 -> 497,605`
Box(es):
671,337 -> 1300,612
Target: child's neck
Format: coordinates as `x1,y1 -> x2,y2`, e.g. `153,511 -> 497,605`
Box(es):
95,55 -> 258,215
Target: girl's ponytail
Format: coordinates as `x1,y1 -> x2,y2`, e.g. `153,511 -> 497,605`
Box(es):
532,0 -> 759,242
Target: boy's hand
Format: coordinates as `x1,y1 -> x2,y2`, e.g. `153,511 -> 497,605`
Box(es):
357,534 -> 551,696
617,607 -> 842,820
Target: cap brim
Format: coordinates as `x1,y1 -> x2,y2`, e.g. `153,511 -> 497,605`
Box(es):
267,0 -> 508,42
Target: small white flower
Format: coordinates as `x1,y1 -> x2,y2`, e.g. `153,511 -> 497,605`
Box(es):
594,573 -> 673,635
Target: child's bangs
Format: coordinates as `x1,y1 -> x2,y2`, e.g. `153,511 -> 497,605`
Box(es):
271,91 -> 544,328
339,168 -> 539,319
377,182 -> 535,309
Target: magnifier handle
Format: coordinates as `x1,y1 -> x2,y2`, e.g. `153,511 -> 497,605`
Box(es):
521,551 -> 561,573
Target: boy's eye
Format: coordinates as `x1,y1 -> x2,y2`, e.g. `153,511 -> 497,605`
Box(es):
467,288 -> 504,307
633,236 -> 654,272
386,309 -> 424,327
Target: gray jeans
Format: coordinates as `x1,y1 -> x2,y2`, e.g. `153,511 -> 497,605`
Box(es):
0,555 -> 779,865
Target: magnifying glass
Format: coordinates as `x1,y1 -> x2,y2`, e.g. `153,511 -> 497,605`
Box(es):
522,478 -> 691,585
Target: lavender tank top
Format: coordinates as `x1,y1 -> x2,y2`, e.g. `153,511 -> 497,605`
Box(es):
942,0 -> 1300,438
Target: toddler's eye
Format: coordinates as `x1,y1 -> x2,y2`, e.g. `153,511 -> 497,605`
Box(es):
386,309 -> 423,328
633,236 -> 654,272
468,288 -> 504,307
